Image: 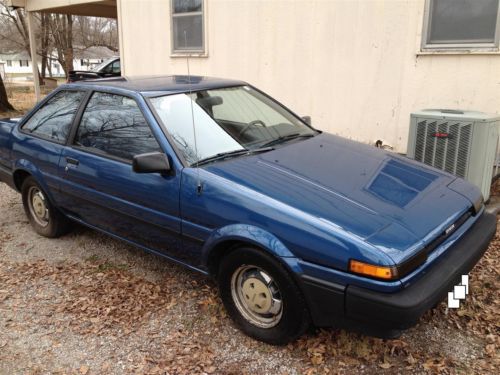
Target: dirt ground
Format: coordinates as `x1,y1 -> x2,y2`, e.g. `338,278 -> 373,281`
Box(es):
0,91 -> 499,374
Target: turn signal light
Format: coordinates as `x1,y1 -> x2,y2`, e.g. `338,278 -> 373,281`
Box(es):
349,260 -> 397,280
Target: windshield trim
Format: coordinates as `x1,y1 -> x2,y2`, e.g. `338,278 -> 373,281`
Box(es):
145,84 -> 318,168
144,95 -> 191,167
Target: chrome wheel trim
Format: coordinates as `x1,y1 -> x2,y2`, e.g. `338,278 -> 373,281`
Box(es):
231,265 -> 283,328
28,186 -> 50,227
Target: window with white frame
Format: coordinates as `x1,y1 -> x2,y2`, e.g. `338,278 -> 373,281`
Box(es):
422,0 -> 500,50
6,60 -> 12,67
171,0 -> 204,53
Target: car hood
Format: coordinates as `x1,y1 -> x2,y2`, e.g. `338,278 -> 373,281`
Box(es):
205,133 -> 474,265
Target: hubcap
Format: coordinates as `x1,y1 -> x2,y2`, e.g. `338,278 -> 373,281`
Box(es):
231,265 -> 283,328
28,187 -> 49,227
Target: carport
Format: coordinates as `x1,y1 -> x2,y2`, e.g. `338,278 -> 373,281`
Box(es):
5,0 -> 118,101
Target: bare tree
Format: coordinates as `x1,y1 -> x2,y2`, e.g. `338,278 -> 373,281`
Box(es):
0,3 -> 46,84
39,13 -> 51,78
74,16 -> 118,52
0,4 -> 29,53
0,1 -> 118,80
0,74 -> 15,112
50,13 -> 74,77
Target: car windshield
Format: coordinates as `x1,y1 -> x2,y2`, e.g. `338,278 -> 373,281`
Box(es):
150,85 -> 316,165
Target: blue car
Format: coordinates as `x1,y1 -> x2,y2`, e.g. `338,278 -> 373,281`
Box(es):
0,76 -> 495,344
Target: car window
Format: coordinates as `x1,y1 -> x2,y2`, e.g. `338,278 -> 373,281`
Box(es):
100,62 -> 113,74
151,93 -> 244,165
21,90 -> 85,142
75,92 -> 161,160
150,85 -> 315,165
111,60 -> 120,73
211,88 -> 289,125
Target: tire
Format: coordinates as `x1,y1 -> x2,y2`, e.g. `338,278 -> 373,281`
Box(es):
218,247 -> 310,345
21,176 -> 71,238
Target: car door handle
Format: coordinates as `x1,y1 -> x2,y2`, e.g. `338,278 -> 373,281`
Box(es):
66,157 -> 79,166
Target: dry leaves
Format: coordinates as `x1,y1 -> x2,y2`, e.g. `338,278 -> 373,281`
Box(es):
0,260 -> 178,335
0,183 -> 499,374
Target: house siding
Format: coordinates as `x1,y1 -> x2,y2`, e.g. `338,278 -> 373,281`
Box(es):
117,0 -> 500,152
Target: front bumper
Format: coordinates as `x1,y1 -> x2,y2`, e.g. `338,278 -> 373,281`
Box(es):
302,211 -> 497,337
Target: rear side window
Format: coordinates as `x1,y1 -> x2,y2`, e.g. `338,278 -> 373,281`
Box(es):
74,92 -> 161,160
22,90 -> 85,142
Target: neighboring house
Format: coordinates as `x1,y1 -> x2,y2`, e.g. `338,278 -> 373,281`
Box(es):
7,0 -> 500,152
0,52 -> 33,76
0,46 -> 116,78
0,61 -> 5,79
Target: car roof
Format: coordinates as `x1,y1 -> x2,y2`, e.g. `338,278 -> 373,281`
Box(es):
71,75 -> 247,96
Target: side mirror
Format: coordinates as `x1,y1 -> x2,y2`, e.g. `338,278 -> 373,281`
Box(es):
302,116 -> 312,126
133,152 -> 171,174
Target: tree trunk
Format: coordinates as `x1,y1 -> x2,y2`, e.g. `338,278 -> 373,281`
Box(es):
65,15 -> 74,73
40,13 -> 50,79
51,14 -> 74,78
0,75 -> 15,112
47,58 -> 53,78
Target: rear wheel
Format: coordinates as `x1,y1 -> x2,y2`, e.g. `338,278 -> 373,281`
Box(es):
218,247 -> 310,345
21,177 -> 71,238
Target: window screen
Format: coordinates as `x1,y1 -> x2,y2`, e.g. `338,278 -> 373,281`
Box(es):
22,90 -> 85,142
172,0 -> 204,52
425,0 -> 500,47
75,92 -> 161,161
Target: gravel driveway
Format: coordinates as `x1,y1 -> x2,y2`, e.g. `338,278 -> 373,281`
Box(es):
0,182 -> 498,374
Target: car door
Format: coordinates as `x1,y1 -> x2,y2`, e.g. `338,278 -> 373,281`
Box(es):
58,91 -> 183,259
14,89 -> 87,204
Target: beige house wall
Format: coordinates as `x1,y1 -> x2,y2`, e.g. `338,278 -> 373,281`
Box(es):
124,0 -> 498,151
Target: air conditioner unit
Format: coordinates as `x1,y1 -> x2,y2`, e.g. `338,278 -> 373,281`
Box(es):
407,109 -> 500,201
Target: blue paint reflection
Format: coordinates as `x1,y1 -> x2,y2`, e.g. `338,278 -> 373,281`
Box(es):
367,159 -> 439,207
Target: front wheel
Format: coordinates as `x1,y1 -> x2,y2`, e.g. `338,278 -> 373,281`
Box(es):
21,176 -> 71,238
218,247 -> 310,345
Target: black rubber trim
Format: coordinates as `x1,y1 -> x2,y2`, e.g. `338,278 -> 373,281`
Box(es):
299,275 -> 345,327
344,212 -> 496,330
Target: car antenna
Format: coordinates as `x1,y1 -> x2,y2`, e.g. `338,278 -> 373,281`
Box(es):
185,31 -> 202,195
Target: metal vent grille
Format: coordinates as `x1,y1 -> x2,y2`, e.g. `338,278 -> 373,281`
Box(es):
413,120 -> 472,178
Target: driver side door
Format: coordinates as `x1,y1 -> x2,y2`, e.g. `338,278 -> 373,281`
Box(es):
58,91 -> 183,259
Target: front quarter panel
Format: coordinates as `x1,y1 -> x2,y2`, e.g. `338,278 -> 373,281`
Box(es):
180,168 -> 396,289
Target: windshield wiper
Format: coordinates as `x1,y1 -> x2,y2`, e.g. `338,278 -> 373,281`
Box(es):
195,147 -> 274,166
260,133 -> 316,148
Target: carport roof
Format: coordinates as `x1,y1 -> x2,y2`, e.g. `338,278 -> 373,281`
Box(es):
7,0 -> 117,18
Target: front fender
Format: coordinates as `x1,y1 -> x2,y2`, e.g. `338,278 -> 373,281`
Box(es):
201,223 -> 296,266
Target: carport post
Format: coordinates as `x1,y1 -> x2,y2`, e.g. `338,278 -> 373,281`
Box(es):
27,10 -> 41,102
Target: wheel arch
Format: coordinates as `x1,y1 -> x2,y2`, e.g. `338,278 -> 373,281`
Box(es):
13,169 -> 31,191
202,224 -> 298,277
12,160 -> 56,204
